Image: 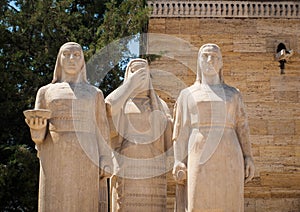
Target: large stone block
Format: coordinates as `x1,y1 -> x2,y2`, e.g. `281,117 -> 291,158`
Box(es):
233,35 -> 267,53
254,197 -> 300,212
250,135 -> 274,145
270,76 -> 300,92
257,19 -> 300,35
165,18 -> 180,34
259,145 -> 298,159
273,135 -> 300,145
249,118 -> 268,135
273,91 -> 299,102
148,18 -> 166,33
260,172 -> 300,188
268,119 -> 295,135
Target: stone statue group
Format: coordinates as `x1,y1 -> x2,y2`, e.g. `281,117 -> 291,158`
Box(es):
24,42 -> 255,212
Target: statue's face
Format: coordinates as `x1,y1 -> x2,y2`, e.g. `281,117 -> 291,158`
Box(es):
199,46 -> 222,77
60,45 -> 83,76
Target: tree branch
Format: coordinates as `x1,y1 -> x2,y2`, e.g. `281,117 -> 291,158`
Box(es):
7,4 -> 20,13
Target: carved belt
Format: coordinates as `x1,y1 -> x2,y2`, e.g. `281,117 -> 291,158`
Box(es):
195,122 -> 235,129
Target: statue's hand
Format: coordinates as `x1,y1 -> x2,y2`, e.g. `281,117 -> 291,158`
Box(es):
25,117 -> 48,144
127,67 -> 149,92
100,165 -> 112,179
245,156 -> 255,183
25,117 -> 47,130
99,156 -> 113,179
173,162 -> 187,184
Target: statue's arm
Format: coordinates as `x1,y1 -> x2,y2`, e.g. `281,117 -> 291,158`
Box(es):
96,90 -> 113,178
172,93 -> 189,183
235,92 -> 255,183
34,86 -> 47,110
105,68 -> 147,116
159,98 -> 173,151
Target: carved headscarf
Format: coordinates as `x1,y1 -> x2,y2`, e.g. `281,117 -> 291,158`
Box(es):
196,43 -> 224,83
52,42 -> 88,83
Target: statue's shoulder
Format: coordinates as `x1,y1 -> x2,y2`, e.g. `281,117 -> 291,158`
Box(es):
37,83 -> 52,95
39,82 -> 67,91
40,83 -> 52,90
223,84 -> 241,96
178,83 -> 200,100
74,82 -> 101,93
86,83 -> 101,91
84,84 -> 105,99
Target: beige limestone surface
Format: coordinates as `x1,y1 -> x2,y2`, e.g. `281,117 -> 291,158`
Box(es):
105,59 -> 173,212
25,42 -> 111,212
172,44 -> 255,211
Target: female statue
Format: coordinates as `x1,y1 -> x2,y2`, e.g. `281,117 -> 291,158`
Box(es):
105,58 -> 172,212
173,44 -> 255,211
25,42 -> 111,211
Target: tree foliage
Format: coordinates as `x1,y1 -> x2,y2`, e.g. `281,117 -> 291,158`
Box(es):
0,145 -> 39,211
0,0 -> 149,210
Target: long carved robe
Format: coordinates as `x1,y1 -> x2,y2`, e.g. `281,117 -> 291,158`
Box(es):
106,91 -> 172,212
173,83 -> 250,212
35,82 -> 110,212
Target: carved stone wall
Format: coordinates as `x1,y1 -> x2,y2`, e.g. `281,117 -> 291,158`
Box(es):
147,1 -> 300,211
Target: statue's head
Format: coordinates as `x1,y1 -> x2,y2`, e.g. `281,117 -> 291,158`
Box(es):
197,43 -> 223,83
52,42 -> 87,83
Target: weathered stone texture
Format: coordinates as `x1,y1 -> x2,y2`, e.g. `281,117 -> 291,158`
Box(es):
148,16 -> 300,211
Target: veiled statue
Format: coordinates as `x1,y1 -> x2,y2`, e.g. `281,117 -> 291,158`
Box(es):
105,58 -> 172,212
173,44 -> 255,211
24,42 -> 111,211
